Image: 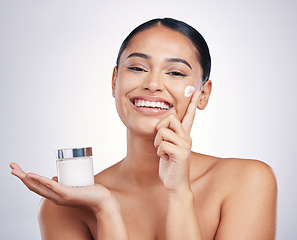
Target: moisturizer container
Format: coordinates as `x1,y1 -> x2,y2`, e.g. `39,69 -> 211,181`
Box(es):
56,147 -> 94,187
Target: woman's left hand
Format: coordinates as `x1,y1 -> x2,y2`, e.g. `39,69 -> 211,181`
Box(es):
154,91 -> 200,194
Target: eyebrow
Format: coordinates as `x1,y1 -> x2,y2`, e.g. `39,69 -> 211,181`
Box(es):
166,58 -> 192,70
126,52 -> 192,70
126,52 -> 150,60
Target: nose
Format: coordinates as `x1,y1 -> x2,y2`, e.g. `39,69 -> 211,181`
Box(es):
142,72 -> 164,93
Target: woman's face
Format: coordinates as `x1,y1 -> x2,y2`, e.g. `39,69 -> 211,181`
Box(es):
113,25 -> 204,137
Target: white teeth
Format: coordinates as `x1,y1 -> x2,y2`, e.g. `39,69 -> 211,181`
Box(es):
134,99 -> 169,110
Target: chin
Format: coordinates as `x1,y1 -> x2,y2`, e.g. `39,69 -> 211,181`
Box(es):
126,116 -> 160,139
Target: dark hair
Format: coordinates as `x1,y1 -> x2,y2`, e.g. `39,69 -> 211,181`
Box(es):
116,18 -> 211,84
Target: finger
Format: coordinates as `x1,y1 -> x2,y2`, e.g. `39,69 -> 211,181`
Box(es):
156,114 -> 187,137
10,162 -> 20,170
20,173 -> 62,201
27,173 -> 62,192
154,127 -> 189,149
181,90 -> 200,133
10,164 -> 66,204
157,141 -> 189,163
26,173 -> 75,203
10,162 -> 27,178
10,162 -> 20,169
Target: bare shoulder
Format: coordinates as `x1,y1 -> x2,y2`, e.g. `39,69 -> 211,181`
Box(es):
38,198 -> 94,239
191,153 -> 277,239
217,156 -> 277,193
191,152 -> 277,191
94,161 -> 122,189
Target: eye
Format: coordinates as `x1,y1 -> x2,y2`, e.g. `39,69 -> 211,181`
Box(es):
127,66 -> 148,72
167,71 -> 187,77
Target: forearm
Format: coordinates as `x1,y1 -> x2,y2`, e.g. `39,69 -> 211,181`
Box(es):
166,188 -> 203,240
95,198 -> 129,240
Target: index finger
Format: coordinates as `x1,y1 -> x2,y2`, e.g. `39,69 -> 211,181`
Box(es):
181,90 -> 200,133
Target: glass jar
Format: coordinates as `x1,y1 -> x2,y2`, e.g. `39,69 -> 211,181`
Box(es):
56,147 -> 94,187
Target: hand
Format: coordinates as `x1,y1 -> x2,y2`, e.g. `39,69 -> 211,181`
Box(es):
154,90 -> 200,193
10,162 -> 116,213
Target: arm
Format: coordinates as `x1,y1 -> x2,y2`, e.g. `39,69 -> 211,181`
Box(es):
215,161 -> 277,240
95,196 -> 129,240
155,91 -> 203,239
155,89 -> 277,239
166,188 -> 202,240
10,163 -> 129,240
38,198 -> 94,239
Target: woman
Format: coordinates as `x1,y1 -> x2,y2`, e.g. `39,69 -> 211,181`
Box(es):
10,18 -> 277,240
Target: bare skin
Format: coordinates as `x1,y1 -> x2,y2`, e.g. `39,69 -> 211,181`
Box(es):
10,25 -> 277,240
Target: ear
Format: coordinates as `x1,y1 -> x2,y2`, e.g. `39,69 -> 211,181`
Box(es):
112,66 -> 118,98
197,80 -> 212,110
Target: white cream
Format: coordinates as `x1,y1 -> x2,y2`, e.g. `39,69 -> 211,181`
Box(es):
57,157 -> 94,186
184,85 -> 196,97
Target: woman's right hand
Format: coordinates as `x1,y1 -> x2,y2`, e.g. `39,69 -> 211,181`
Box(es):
9,162 -> 116,214
11,162 -> 130,239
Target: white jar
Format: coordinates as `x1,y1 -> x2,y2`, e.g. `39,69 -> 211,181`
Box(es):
56,147 -> 94,187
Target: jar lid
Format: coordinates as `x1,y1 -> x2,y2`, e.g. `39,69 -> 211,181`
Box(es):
56,147 -> 92,159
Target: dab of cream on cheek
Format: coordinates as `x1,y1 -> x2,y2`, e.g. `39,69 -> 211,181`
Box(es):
56,147 -> 94,187
184,85 -> 196,97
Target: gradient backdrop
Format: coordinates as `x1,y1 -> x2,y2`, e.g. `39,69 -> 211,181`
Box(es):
1,0 -> 296,239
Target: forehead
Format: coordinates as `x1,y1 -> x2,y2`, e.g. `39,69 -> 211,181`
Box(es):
122,25 -> 198,64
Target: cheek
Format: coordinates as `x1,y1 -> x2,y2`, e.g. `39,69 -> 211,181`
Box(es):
116,71 -> 141,93
166,83 -> 192,120
114,76 -> 139,116
114,76 -> 135,100
178,97 -> 191,119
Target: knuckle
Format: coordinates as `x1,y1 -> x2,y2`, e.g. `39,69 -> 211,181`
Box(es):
158,141 -> 164,151
157,141 -> 166,153
158,128 -> 166,135
156,117 -> 169,129
168,114 -> 178,123
155,122 -> 162,130
168,113 -> 175,119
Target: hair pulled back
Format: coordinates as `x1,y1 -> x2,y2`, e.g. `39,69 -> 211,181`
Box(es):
116,18 -> 211,84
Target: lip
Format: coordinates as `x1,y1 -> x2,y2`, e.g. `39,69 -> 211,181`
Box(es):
129,95 -> 173,116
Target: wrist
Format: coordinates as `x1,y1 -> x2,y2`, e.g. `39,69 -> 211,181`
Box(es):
92,193 -> 120,217
94,195 -> 129,240
167,188 -> 194,209
166,186 -> 194,203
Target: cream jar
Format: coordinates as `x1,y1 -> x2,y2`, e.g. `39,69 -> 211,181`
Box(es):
56,147 -> 94,187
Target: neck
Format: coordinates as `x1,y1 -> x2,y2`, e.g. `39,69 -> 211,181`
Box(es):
119,129 -> 162,188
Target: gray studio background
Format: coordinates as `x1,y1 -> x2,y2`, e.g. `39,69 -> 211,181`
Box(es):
1,0 -> 296,239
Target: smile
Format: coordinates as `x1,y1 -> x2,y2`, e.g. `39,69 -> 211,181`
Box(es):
133,99 -> 170,110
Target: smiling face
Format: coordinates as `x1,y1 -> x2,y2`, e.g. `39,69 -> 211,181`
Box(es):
112,25 -> 205,137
